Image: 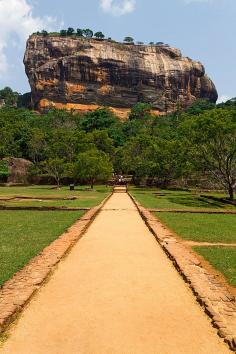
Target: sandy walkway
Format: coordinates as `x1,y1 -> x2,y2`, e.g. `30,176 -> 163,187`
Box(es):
0,192 -> 230,354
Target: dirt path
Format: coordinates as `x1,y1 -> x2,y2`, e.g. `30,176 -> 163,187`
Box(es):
0,192 -> 231,354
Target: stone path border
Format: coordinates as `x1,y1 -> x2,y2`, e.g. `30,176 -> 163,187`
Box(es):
129,193 -> 236,351
0,192 -> 112,336
149,208 -> 236,214
184,241 -> 236,247
0,206 -> 90,211
0,196 -> 79,201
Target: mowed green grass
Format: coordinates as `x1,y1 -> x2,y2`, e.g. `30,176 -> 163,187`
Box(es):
130,187 -> 236,288
194,247 -> 236,287
130,188 -> 236,210
0,185 -> 111,208
155,212 -> 236,243
0,210 -> 84,286
0,185 -> 110,286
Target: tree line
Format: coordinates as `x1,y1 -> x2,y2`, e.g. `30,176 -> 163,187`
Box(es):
35,29 -> 167,46
0,94 -> 235,199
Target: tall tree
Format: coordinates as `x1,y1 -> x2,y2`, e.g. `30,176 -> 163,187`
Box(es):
182,108 -> 236,200
74,150 -> 113,189
44,158 -> 66,187
28,128 -> 46,164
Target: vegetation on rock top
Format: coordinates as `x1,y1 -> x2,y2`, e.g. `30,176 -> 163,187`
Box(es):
33,28 -> 169,46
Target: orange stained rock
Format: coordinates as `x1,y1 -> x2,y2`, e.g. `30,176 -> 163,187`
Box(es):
65,83 -> 85,94
35,79 -> 59,91
98,85 -> 112,94
38,99 -> 161,120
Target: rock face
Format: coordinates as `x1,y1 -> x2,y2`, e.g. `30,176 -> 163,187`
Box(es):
0,99 -> 5,108
3,158 -> 33,184
24,35 -> 218,117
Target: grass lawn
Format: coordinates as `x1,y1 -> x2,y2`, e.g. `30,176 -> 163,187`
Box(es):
194,247 -> 236,288
0,210 -> 84,286
130,187 -> 236,210
130,187 -> 236,288
0,185 -> 111,208
0,185 -> 110,286
155,212 -> 236,243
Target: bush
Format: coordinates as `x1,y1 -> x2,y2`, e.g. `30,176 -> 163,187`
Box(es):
0,160 -> 9,182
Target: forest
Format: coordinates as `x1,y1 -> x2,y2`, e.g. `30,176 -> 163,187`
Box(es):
0,87 -> 236,199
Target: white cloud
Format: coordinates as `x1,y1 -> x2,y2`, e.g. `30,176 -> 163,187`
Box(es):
100,0 -> 136,16
217,95 -> 230,104
0,0 -> 57,74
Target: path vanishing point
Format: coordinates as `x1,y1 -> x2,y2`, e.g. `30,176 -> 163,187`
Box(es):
0,189 -> 231,353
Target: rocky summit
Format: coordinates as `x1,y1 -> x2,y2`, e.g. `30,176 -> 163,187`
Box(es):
24,35 -> 218,118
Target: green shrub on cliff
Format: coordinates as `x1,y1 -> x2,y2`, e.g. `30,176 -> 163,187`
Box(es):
83,29 -> 94,38
124,36 -> 134,44
67,27 -> 75,35
94,32 -> 105,39
60,30 -> 67,37
76,28 -> 83,37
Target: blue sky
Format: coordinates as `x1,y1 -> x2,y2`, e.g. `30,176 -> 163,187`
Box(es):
0,0 -> 235,102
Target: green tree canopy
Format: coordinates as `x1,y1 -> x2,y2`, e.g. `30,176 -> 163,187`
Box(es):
187,99 -> 216,115
182,108 -> 236,199
43,158 -> 66,187
129,103 -> 153,121
0,87 -> 19,107
60,30 -> 67,37
124,36 -> 134,44
83,29 -> 93,38
94,32 -> 105,39
41,30 -> 48,37
80,108 -> 118,132
76,28 -> 83,37
0,160 -> 9,182
74,149 -> 113,188
67,27 -> 75,35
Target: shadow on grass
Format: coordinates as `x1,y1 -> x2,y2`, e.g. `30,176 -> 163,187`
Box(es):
165,195 -> 226,209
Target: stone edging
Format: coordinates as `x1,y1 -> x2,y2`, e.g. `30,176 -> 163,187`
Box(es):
149,208 -> 236,215
0,192 -> 112,335
0,206 -> 90,211
128,192 -> 236,352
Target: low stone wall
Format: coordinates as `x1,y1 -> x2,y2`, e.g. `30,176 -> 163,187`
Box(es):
129,193 -> 236,352
0,193 -> 112,335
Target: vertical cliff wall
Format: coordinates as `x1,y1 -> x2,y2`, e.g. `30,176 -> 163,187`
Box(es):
24,35 -> 218,117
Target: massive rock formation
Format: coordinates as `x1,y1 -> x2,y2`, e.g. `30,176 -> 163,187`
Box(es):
24,35 -> 218,118
3,158 -> 32,184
